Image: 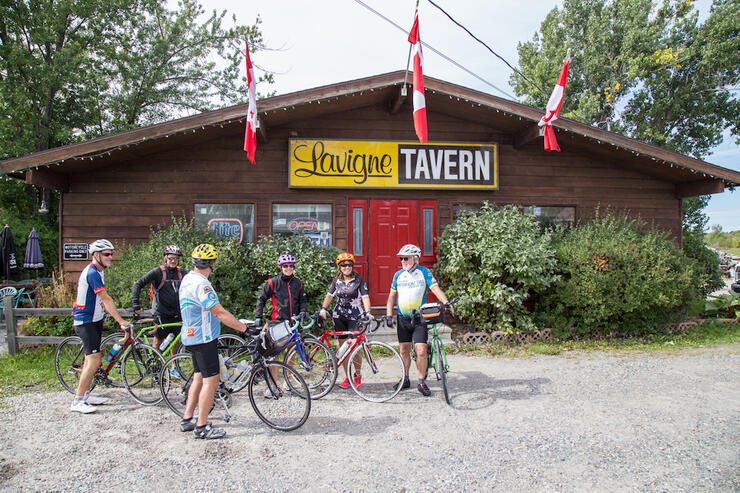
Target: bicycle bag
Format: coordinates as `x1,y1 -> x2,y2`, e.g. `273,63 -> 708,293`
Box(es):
419,302 -> 444,324
258,320 -> 293,357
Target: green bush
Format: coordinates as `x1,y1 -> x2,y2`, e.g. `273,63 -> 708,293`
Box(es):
684,229 -> 723,296
435,203 -> 559,333
535,212 -> 700,338
105,217 -> 338,320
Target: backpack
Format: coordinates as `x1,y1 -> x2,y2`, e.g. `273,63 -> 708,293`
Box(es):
149,265 -> 183,304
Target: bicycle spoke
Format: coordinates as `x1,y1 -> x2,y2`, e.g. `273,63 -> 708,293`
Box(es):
283,339 -> 337,399
248,362 -> 311,431
349,341 -> 404,403
160,353 -> 196,418
121,343 -> 165,405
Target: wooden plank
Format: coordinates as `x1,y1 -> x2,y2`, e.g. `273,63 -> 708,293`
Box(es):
4,297 -> 16,355
513,124 -> 544,148
675,179 -> 725,198
24,168 -> 69,191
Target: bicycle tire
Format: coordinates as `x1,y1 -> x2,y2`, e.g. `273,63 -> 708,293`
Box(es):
55,336 -> 94,394
348,340 -> 404,403
283,338 -> 337,399
100,333 -> 125,388
434,339 -> 451,405
248,361 -> 311,431
217,334 -> 246,359
159,352 -> 195,418
121,342 -> 165,405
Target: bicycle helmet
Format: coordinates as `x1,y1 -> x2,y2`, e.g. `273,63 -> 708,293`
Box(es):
89,239 -> 114,254
336,252 -> 355,265
191,243 -> 218,269
397,244 -> 421,257
164,245 -> 183,256
277,254 -> 296,266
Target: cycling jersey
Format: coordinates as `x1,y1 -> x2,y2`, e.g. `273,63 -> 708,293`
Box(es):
390,265 -> 438,318
255,274 -> 307,322
131,265 -> 188,317
179,271 -> 221,346
328,274 -> 369,320
72,263 -> 106,325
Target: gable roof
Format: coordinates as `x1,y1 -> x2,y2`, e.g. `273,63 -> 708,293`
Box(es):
2,70 -> 738,192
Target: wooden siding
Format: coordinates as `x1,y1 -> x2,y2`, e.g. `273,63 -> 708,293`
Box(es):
61,103 -> 681,282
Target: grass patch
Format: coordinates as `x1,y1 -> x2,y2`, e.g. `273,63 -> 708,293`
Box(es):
0,346 -> 61,399
451,321 -> 740,358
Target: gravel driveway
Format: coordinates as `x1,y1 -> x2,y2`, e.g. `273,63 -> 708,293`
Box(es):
1,346 -> 738,492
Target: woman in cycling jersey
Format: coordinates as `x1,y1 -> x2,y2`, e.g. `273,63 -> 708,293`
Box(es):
319,252 -> 372,388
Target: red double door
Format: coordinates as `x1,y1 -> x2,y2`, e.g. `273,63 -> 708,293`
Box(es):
349,199 -> 437,306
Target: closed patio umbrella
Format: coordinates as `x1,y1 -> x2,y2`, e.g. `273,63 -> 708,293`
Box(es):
0,224 -> 19,281
24,228 -> 44,271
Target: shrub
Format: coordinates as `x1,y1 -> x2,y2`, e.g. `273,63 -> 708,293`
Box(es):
535,212 -> 700,338
683,230 -> 723,295
20,272 -> 74,336
435,203 -> 559,333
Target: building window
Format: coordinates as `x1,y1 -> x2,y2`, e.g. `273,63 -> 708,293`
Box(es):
194,204 -> 254,244
422,208 -> 434,254
352,208 -> 363,256
522,206 -> 575,228
453,204 -> 483,220
273,204 -> 332,246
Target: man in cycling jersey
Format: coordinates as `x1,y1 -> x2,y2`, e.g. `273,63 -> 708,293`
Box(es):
70,239 -> 131,414
385,244 -> 453,396
254,253 -> 308,328
178,244 -> 249,439
131,245 -> 188,351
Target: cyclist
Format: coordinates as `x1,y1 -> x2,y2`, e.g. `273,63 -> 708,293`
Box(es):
319,252 -> 372,388
385,244 -> 453,397
178,244 -> 249,439
254,253 -> 308,327
70,239 -> 131,414
131,245 -> 188,351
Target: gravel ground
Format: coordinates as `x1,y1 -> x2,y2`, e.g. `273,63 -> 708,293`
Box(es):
1,346 -> 739,492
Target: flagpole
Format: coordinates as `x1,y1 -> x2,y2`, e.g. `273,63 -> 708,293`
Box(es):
401,0 -> 420,96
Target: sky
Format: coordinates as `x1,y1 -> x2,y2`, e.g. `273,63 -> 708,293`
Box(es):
210,0 -> 738,231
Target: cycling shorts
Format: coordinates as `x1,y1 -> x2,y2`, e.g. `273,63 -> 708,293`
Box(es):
396,315 -> 427,345
74,320 -> 104,356
332,316 -> 359,341
154,313 -> 182,339
188,339 -> 219,379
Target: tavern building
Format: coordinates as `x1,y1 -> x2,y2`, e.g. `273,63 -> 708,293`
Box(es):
2,71 -> 738,307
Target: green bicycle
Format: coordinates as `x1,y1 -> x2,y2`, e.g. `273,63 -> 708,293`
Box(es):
415,296 -> 460,406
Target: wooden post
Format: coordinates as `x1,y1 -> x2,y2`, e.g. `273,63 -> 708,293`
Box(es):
4,296 -> 17,355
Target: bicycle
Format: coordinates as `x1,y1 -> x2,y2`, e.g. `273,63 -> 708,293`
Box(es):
54,313 -> 169,405
413,296 -> 460,406
281,314 -> 337,399
306,312 -> 405,402
159,325 -> 311,431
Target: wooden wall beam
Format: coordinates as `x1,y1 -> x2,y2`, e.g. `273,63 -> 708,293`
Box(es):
514,124 -> 544,149
388,85 -> 409,115
24,168 -> 69,191
675,179 -> 725,198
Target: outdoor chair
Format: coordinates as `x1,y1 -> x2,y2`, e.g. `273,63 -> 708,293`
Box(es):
0,286 -> 18,322
15,287 -> 36,307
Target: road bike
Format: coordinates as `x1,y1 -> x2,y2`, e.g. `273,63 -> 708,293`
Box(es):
281,314 -> 337,399
54,317 -> 167,405
159,326 -> 311,431
306,312 -> 405,402
413,296 -> 460,405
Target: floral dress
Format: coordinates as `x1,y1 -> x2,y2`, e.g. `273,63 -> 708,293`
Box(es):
328,274 -> 370,321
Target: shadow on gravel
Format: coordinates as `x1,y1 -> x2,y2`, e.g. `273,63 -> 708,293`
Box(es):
449,372 -> 550,411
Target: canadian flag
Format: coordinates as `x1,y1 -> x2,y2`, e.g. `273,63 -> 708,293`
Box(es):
408,15 -> 427,143
538,54 -> 570,152
243,41 -> 257,164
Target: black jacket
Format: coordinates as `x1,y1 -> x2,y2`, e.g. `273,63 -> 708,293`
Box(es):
131,265 -> 188,317
255,274 -> 307,322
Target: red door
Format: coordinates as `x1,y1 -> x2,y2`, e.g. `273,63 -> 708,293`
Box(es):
368,200 -> 418,305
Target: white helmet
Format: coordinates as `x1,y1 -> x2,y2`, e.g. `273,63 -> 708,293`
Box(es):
397,244 -> 421,257
89,239 -> 115,254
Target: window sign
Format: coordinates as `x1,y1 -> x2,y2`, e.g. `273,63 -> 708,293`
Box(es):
522,206 -> 575,228
273,204 -> 332,246
194,204 -> 254,244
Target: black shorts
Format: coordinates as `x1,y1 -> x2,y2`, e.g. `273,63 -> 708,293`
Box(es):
154,313 -> 182,339
74,320 -> 104,356
187,340 -> 219,379
333,317 -> 359,341
396,315 -> 427,345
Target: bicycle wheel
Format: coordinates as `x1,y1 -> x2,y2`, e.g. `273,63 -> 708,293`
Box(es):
434,339 -> 451,405
55,336 -> 94,394
348,341 -> 404,403
121,342 -> 165,405
217,334 -> 246,359
283,338 -> 337,399
248,361 -> 311,431
160,352 -> 195,418
100,333 -> 125,387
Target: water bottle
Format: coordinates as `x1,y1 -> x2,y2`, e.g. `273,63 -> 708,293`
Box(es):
159,333 -> 175,351
105,343 -> 122,363
218,354 -> 229,381
336,339 -> 354,361
230,360 -> 250,382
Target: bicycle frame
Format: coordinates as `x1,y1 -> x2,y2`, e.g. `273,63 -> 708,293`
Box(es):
132,322 -> 182,358
427,324 -> 449,374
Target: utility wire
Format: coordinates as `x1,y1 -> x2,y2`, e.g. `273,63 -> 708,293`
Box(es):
425,0 -> 547,97
352,0 -> 516,100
